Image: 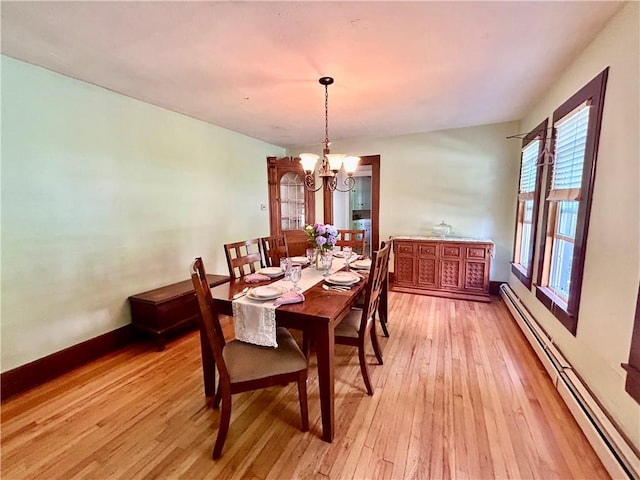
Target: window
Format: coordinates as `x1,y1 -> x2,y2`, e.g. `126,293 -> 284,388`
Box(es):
536,68 -> 609,334
512,120 -> 547,288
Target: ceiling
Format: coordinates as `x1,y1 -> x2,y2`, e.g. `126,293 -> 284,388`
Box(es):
1,1 -> 624,148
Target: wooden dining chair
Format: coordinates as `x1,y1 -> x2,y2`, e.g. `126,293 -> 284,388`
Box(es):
191,257 -> 309,459
377,240 -> 390,338
334,241 -> 391,395
336,229 -> 366,255
224,238 -> 264,280
261,235 -> 289,267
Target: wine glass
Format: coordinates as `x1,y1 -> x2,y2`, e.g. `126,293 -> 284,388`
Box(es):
290,264 -> 302,291
280,257 -> 291,280
305,247 -> 316,265
321,252 -> 333,277
342,246 -> 353,271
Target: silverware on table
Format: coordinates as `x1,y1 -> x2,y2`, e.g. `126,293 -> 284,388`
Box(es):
232,287 -> 250,299
322,284 -> 351,292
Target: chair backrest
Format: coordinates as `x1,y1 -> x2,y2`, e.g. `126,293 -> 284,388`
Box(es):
283,230 -> 309,257
224,239 -> 264,280
261,235 -> 289,267
360,241 -> 391,327
336,229 -> 366,255
191,258 -> 230,380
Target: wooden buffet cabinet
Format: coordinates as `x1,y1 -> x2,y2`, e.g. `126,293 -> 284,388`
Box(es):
390,236 -> 494,302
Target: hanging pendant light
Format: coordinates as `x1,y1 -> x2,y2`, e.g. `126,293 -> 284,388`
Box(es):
299,77 -> 359,192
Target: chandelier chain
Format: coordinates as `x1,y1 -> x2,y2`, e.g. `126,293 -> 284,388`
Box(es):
324,83 -> 329,152
299,76 -> 359,194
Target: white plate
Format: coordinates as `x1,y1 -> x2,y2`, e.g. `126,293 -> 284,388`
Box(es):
326,277 -> 360,286
291,256 -> 310,264
351,259 -> 372,270
333,251 -> 360,259
258,267 -> 284,278
247,285 -> 287,300
327,272 -> 361,285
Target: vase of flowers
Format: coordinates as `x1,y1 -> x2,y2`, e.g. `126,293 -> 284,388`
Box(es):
304,223 -> 338,268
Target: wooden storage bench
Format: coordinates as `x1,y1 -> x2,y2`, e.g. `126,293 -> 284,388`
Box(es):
129,274 -> 229,350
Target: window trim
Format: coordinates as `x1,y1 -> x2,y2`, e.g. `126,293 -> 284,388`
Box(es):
535,68 -> 609,335
511,119 -> 548,289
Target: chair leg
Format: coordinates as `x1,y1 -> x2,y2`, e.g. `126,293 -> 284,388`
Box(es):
378,311 -> 390,337
370,323 -> 384,365
212,383 -> 222,409
302,331 -> 310,359
212,387 -> 232,459
358,338 -> 374,396
297,371 -> 309,432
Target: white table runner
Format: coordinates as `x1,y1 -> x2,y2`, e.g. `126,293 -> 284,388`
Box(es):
230,262 -> 344,347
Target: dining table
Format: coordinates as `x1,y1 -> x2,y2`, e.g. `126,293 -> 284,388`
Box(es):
200,259 -> 387,443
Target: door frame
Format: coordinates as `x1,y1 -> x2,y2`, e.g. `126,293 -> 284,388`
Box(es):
326,154 -> 380,251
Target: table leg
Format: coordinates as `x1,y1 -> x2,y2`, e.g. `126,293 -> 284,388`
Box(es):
314,322 -> 335,442
198,321 -> 216,397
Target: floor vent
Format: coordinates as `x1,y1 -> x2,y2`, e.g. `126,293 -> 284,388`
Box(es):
500,283 -> 639,480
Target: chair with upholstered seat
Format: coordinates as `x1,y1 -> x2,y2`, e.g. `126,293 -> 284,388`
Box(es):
336,229 -> 366,255
224,239 -> 265,280
261,235 -> 289,267
334,241 -> 391,395
190,257 -> 309,459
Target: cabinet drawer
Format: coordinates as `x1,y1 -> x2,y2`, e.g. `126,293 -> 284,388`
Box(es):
466,246 -> 487,259
418,243 -> 437,256
440,244 -> 462,258
396,242 -> 415,256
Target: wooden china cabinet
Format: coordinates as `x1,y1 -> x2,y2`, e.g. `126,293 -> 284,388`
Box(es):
267,157 -> 315,256
390,236 -> 493,302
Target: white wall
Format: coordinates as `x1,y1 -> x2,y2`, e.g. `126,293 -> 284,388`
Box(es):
509,2 -> 640,447
1,56 -> 283,372
290,121 -> 521,281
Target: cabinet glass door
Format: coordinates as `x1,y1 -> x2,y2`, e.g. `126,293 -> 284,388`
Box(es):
279,172 -> 305,231
267,156 -> 315,256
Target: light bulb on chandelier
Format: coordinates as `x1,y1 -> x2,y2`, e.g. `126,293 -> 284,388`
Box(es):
299,77 -> 360,192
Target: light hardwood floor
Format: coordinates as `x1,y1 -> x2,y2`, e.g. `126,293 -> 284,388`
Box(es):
1,293 -> 609,479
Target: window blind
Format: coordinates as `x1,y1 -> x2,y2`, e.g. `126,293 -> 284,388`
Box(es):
518,139 -> 540,201
548,103 -> 590,201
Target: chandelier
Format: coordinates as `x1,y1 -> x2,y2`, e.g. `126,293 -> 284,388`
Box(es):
299,77 -> 359,192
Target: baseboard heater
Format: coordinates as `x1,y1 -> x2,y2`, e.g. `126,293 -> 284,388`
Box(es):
499,283 -> 639,480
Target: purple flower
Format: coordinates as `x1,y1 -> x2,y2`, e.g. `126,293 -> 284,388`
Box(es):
304,223 -> 336,250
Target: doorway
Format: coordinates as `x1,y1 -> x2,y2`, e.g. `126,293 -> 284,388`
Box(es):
331,155 -> 380,257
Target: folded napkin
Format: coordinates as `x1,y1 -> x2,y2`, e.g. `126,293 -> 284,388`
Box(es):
273,289 -> 305,307
244,273 -> 270,283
